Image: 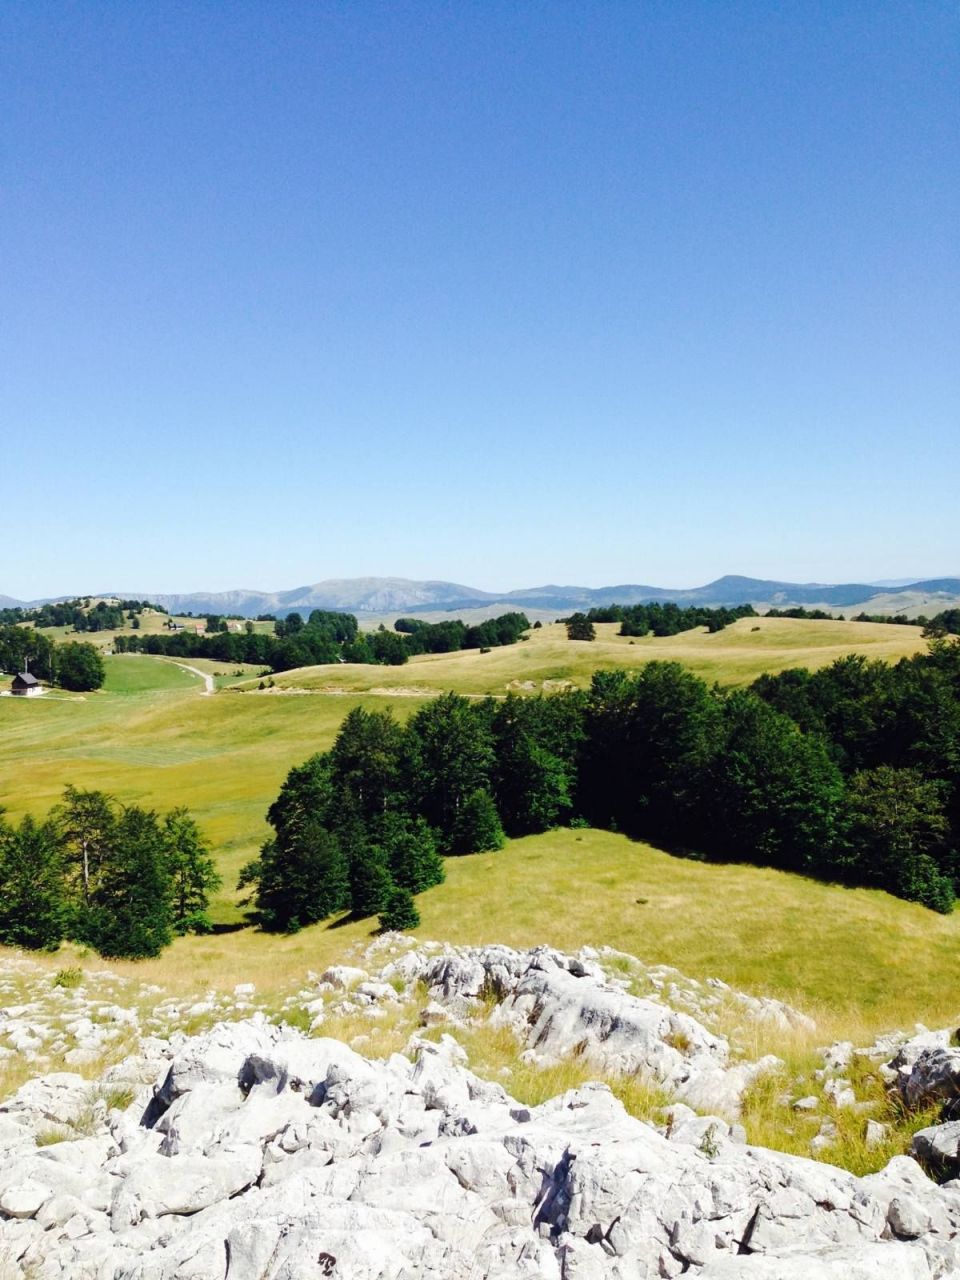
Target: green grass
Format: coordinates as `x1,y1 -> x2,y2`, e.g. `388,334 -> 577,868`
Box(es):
16,827 -> 955,1051
162,657 -> 268,688
242,617 -> 924,697
413,829 -> 960,1036
101,655 -> 201,694
0,614 -> 946,1041
0,666 -> 428,914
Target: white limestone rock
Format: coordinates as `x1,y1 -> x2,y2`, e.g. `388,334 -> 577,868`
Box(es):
111,1147 -> 262,1225
0,1178 -> 49,1219
317,965 -> 368,990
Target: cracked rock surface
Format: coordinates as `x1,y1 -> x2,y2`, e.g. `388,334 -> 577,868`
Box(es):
2,1015 -> 960,1279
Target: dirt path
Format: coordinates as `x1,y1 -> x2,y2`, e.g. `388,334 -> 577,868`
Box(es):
163,660 -> 215,695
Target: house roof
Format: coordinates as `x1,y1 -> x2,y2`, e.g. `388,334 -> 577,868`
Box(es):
13,671 -> 39,686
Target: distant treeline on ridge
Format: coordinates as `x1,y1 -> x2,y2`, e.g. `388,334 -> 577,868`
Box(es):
0,598 -> 165,631
112,610 -> 533,671
569,602 -> 759,635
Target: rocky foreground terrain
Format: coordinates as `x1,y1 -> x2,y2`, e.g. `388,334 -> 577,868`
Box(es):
3,940 -> 960,1277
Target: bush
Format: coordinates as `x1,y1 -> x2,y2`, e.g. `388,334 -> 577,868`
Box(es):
566,613 -> 596,642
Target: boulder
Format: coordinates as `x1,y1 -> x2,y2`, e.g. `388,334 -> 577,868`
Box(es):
0,1178 -> 49,1219
892,1046 -> 960,1111
110,1148 -> 262,1225
912,1120 -> 960,1179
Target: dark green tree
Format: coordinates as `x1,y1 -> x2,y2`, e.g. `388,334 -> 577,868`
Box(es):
162,808 -> 222,934
705,691 -> 845,874
266,753 -> 335,839
492,697 -> 571,834
241,818 -> 349,932
0,624 -> 57,681
0,814 -> 67,949
566,613 -> 596,641
53,785 -> 116,904
329,707 -> 405,825
404,693 -> 495,852
579,664 -> 722,846
86,806 -> 173,958
378,813 -> 445,893
56,642 -> 106,692
450,788 -> 505,855
845,766 -> 954,911
379,885 -> 420,932
348,842 -> 395,918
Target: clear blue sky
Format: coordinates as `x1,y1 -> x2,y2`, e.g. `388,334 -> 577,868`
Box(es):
3,1 -> 957,599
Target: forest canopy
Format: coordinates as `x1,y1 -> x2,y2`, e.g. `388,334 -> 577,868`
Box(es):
0,788 -> 220,957
244,636 -> 960,929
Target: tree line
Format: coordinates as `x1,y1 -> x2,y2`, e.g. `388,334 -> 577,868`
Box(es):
0,626 -> 106,691
0,787 -> 220,957
0,599 -> 165,630
767,605 -> 960,634
245,637 -> 960,930
566,602 -> 758,638
394,611 -> 531,653
114,610 -> 532,673
565,600 -> 960,636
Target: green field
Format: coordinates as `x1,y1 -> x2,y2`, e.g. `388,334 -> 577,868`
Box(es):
0,618 -> 948,1039
245,616 -> 924,696
102,654 -> 201,694
10,827 -> 958,1046
0,663 -> 424,903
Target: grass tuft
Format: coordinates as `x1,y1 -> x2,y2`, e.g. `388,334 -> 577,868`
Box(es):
52,967 -> 83,989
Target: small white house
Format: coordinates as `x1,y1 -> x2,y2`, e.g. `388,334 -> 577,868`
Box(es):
11,670 -> 42,697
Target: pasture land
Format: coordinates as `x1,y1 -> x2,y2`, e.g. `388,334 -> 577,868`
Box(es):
102,654 -> 201,694
9,827 -> 960,1048
244,616 -> 924,696
0,617 -> 943,1038
0,660 -> 425,910
26,612 -> 275,653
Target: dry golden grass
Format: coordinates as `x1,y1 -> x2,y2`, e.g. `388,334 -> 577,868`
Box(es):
440,1016 -> 671,1122
12,827 -> 951,1052
252,616 -> 925,696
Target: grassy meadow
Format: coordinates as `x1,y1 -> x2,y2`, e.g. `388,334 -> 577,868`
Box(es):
0,656 -> 427,906
24,610 -> 275,654
0,615 -> 948,1039
34,826 -> 955,1045
246,616 -> 925,696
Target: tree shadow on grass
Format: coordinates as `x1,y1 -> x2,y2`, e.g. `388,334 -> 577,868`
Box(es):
326,910 -> 379,936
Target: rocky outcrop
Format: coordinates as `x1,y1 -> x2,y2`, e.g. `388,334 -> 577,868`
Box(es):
370,942 -> 785,1117
887,1036 -> 960,1112
1,1017 -> 960,1278
9,942 -> 960,1276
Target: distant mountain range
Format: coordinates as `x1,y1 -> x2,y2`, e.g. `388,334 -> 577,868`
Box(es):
4,575 -> 960,618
